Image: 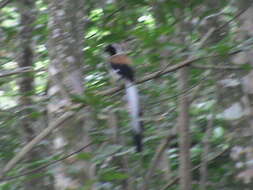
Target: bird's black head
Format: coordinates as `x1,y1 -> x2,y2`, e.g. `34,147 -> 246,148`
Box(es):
105,44 -> 117,56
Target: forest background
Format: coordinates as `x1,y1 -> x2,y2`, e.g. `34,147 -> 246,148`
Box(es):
1,0 -> 253,189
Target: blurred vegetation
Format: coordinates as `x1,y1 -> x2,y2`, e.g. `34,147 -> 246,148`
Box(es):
1,0 -> 253,189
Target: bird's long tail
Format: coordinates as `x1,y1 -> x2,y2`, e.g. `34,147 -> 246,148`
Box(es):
125,81 -> 143,152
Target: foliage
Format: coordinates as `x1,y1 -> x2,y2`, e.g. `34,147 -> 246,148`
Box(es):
1,0 -> 253,189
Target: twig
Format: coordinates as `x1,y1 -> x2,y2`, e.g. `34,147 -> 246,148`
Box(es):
160,147 -> 230,190
0,0 -> 12,9
216,4 -> 252,33
147,28 -> 230,106
199,107 -> 215,190
191,64 -> 248,70
0,47 -> 244,181
192,3 -> 252,45
104,5 -> 125,22
196,28 -> 215,49
0,5 -> 249,179
0,111 -> 76,179
0,67 -> 46,78
100,48 -> 243,97
142,131 -> 176,190
107,110 -> 134,190
150,75 -> 206,106
173,26 -> 214,190
0,142 -> 93,182
86,5 -> 125,40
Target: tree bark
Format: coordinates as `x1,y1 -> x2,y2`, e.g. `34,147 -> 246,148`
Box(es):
47,0 -> 94,189
178,66 -> 192,190
199,109 -> 215,190
17,0 -> 54,189
231,1 -> 253,185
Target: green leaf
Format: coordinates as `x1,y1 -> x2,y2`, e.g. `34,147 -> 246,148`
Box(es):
241,63 -> 252,71
77,152 -> 93,161
0,182 -> 11,190
80,180 -> 96,190
30,111 -> 43,119
70,94 -> 87,104
100,169 -> 129,181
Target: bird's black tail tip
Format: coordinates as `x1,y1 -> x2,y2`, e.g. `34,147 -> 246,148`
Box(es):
133,133 -> 143,152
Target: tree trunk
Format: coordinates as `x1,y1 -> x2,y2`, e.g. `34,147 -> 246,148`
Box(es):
17,0 -> 55,189
178,66 -> 192,190
47,0 -> 94,189
231,1 -> 253,185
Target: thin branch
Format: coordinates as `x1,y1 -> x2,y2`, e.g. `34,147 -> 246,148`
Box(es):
191,3 -> 253,45
0,142 -> 93,182
107,110 -> 134,190
0,0 -> 12,9
0,111 -> 76,179
199,108 -> 215,190
158,27 -> 213,190
0,5 -> 249,179
178,66 -> 192,190
216,4 -> 252,33
196,28 -> 216,49
149,52 -> 249,106
160,147 -> 230,190
0,67 -> 46,78
100,48 -> 243,97
142,130 -> 176,190
150,75 -> 206,106
104,5 -> 125,22
0,50 -> 244,180
86,5 -> 125,40
191,64 -> 248,70
153,27 -> 215,79
0,50 -> 246,87
189,83 -> 203,104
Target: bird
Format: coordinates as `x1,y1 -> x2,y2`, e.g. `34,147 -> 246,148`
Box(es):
105,44 -> 143,152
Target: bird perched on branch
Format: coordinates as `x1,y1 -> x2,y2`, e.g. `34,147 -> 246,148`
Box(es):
105,44 -> 143,152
